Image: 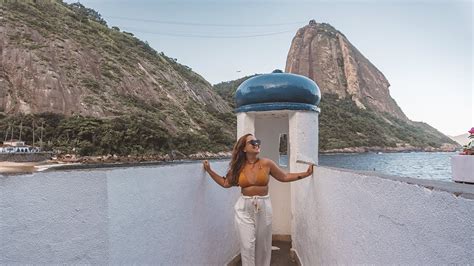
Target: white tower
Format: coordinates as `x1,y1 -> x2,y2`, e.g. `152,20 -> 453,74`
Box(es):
235,70 -> 321,238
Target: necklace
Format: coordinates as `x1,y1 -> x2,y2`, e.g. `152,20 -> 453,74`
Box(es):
246,158 -> 259,164
246,158 -> 262,169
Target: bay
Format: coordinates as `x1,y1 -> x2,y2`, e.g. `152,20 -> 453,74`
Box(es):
318,152 -> 457,182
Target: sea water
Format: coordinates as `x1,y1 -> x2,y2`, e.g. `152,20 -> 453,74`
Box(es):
318,152 -> 456,182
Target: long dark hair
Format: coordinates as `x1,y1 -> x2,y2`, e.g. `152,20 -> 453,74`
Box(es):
227,133 -> 253,186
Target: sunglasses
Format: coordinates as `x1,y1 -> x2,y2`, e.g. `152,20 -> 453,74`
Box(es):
247,139 -> 261,146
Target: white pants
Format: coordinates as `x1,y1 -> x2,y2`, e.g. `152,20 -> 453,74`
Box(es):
234,194 -> 272,266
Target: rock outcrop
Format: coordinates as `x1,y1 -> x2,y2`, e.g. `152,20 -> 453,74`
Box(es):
0,1 -> 231,124
286,20 -> 407,120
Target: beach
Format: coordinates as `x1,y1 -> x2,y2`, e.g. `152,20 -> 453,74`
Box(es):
0,161 -> 82,174
0,161 -> 38,174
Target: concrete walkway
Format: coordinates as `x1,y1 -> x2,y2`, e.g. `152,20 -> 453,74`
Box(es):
230,240 -> 299,266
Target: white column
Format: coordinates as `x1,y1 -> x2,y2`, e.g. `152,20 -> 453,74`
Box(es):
236,112 -> 256,139
289,111 -> 319,240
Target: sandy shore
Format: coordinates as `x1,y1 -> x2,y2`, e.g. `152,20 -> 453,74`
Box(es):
0,161 -> 82,174
0,161 -> 38,173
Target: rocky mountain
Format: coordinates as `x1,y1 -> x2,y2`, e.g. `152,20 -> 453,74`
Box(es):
285,20 -> 458,152
214,21 -> 458,152
0,0 -> 236,156
286,20 -> 407,120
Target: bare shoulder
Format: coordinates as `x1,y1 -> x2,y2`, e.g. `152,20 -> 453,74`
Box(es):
260,157 -> 276,167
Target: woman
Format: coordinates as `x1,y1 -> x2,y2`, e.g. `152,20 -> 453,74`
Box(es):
203,133 -> 314,266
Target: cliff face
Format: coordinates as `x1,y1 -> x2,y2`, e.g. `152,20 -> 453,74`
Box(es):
283,21 -> 459,151
283,21 -> 458,151
0,1 -> 231,122
0,1 -> 236,155
286,21 -> 407,120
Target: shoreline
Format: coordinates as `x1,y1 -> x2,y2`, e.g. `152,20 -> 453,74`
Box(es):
0,148 -> 462,175
0,154 -> 233,175
319,146 -> 459,154
46,156 -> 233,171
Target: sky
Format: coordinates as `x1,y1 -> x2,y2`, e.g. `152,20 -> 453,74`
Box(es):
65,0 -> 472,137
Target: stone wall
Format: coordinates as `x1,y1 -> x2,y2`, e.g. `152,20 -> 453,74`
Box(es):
0,152 -> 51,162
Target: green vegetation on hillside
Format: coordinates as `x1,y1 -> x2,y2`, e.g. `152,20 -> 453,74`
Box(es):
319,94 -> 454,150
0,113 -> 234,156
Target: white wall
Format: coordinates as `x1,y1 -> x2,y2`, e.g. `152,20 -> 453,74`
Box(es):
0,171 -> 109,264
4,160 -> 472,264
292,167 -> 474,265
254,112 -> 291,235
0,161 -> 241,264
237,112 -> 255,137
289,111 -> 319,245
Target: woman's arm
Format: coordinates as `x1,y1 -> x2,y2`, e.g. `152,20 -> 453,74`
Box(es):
203,160 -> 232,188
267,159 -> 313,182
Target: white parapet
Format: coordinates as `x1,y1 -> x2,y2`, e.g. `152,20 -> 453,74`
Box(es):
451,155 -> 474,183
0,162 -> 241,265
292,166 -> 474,265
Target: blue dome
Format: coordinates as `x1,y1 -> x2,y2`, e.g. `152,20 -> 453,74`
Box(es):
235,70 -> 321,113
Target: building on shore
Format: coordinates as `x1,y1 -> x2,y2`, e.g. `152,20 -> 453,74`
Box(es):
0,140 -> 41,154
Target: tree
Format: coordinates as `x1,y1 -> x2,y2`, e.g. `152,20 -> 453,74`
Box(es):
69,2 -> 107,25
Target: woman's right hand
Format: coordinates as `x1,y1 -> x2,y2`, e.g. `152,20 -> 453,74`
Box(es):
305,164 -> 314,177
203,160 -> 211,172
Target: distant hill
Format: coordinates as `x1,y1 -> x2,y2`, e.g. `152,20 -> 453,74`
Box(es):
449,133 -> 470,146
0,0 -> 236,156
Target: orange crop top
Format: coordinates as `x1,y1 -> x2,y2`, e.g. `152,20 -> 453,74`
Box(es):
238,166 -> 269,188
